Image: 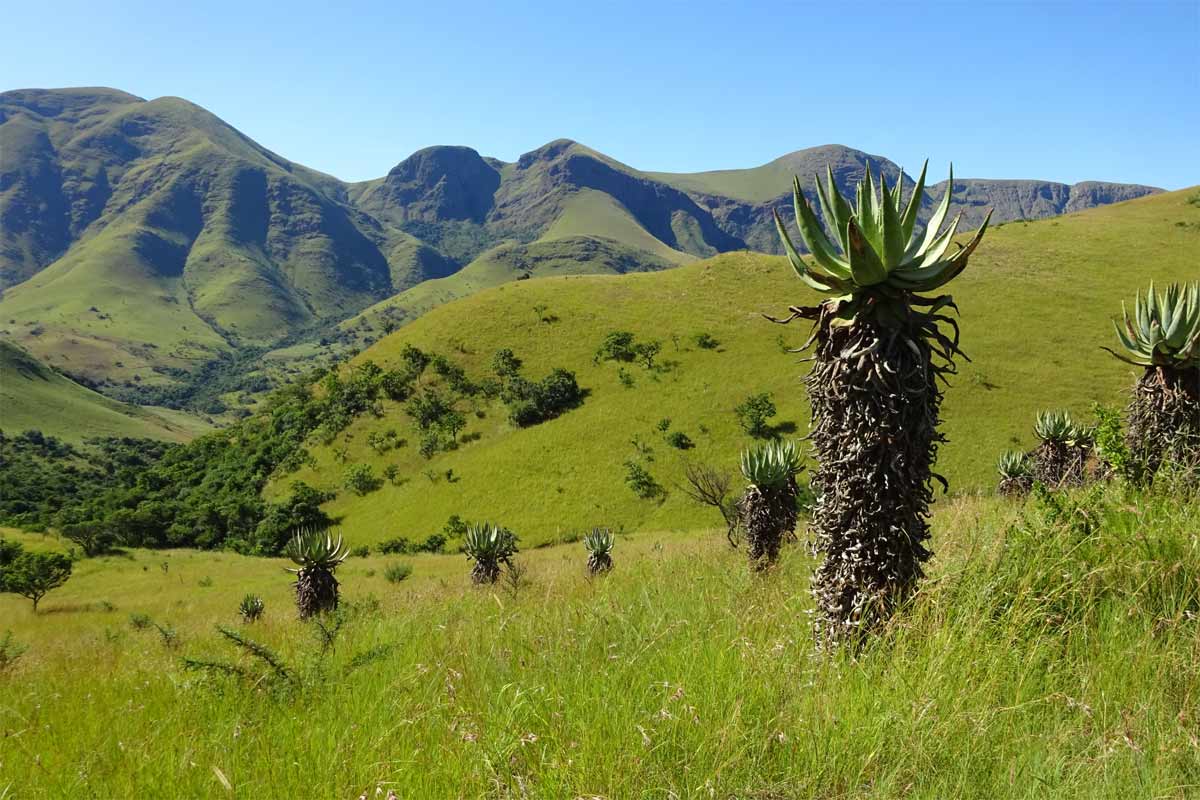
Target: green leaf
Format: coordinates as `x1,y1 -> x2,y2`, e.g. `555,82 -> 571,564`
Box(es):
846,216 -> 888,286
788,177 -> 852,279
900,160 -> 928,246
879,173 -> 905,268
773,210 -> 842,294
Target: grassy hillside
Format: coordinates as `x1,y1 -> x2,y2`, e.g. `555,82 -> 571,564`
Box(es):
0,341 -> 206,442
3,483 -> 1198,796
267,189 -> 1199,548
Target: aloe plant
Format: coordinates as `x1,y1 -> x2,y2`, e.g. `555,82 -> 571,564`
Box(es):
463,522 -> 518,585
1103,282 -> 1200,479
284,528 -> 349,619
996,450 -> 1033,497
771,162 -> 990,644
583,528 -> 615,575
1031,410 -> 1092,488
737,441 -> 803,571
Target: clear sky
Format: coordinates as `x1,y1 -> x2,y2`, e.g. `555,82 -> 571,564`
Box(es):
4,0 -> 1197,188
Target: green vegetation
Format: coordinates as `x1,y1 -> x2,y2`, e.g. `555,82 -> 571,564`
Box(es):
0,537 -> 73,611
1,484 -> 1197,796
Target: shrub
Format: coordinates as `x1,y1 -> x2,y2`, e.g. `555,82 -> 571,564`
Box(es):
735,393 -> 777,438
0,631 -> 26,672
343,464 -> 381,496
350,545 -> 370,558
129,612 -> 152,630
384,562 -> 413,583
378,537 -> 412,555
624,461 -> 664,500
502,368 -> 584,427
666,431 -> 694,450
492,348 -> 523,378
417,534 -> 446,554
694,332 -> 720,349
595,331 -> 637,363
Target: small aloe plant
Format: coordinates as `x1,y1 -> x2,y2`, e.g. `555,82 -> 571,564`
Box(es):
463,522 -> 519,585
238,594 -> 265,622
583,528 -> 615,575
996,450 -> 1032,497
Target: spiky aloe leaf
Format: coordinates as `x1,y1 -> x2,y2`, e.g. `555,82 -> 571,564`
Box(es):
1103,282 -> 1200,369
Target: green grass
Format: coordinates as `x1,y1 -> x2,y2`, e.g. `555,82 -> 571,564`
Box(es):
0,341 -> 207,442
3,483 -> 1198,797
267,189 -> 1199,549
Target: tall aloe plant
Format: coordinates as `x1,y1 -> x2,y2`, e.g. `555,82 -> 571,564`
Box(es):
1103,282 -> 1200,479
771,162 -> 991,645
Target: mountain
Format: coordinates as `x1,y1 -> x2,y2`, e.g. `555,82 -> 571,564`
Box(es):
0,87 -> 1163,401
0,339 -> 205,442
265,189 -> 1198,545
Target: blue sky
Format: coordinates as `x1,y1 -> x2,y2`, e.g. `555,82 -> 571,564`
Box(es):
4,0 -> 1197,188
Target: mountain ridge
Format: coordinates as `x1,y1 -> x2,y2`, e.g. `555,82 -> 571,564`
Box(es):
0,87 -> 1164,401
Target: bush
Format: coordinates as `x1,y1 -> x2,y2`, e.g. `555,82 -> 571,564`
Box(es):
417,534 -> 447,554
378,537 -> 412,555
624,461 -> 664,500
502,368 -> 584,427
735,393 -> 777,438
492,348 -> 523,378
384,562 -> 413,583
665,431 -> 694,450
693,332 -> 720,349
343,464 -> 381,496
0,630 -> 26,671
350,545 -> 370,558
595,331 -> 637,363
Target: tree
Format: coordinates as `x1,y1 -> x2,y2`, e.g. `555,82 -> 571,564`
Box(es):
2,551 -> 73,611
770,162 -> 991,644
61,521 -> 117,557
678,463 -> 739,547
633,340 -> 662,370
492,348 -> 523,378
734,393 -> 777,438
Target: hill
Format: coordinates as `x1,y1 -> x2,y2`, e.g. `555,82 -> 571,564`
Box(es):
0,340 -> 206,442
0,87 -> 1161,404
265,189 -> 1199,547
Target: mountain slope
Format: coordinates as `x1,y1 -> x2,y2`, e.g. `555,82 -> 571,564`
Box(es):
265,188 -> 1199,547
0,340 -> 205,441
0,88 -> 405,388
0,87 -> 1164,402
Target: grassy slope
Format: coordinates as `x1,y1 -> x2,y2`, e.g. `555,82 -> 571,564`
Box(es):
269,189 -> 1199,549
644,144 -> 887,203
2,485 -> 1198,797
0,341 -> 206,442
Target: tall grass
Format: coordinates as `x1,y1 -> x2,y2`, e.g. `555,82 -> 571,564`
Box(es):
1,485 -> 1198,797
